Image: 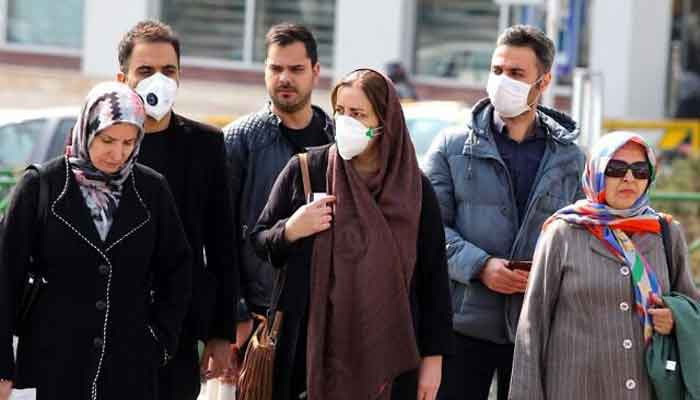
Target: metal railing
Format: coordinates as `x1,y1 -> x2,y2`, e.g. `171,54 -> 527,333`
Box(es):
0,170 -> 16,209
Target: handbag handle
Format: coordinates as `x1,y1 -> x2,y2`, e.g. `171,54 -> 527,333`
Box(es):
298,152 -> 312,201
265,153 -> 313,324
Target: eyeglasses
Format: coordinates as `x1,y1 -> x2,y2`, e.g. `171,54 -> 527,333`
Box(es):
604,159 -> 651,180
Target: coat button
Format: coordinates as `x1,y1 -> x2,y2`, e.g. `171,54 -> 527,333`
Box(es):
93,337 -> 104,349
500,206 -> 508,215
620,266 -> 630,276
625,379 -> 636,390
623,339 -> 633,349
619,302 -> 630,311
96,300 -> 107,311
98,264 -> 109,276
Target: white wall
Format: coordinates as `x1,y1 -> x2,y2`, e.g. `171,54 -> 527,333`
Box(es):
333,0 -> 414,79
81,0 -> 152,78
590,0 -> 672,119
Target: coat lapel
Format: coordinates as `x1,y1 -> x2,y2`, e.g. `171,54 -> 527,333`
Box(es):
631,232 -> 659,261
589,229 -> 660,264
165,114 -> 190,215
104,173 -> 150,251
52,162 -> 104,248
589,233 -> 622,263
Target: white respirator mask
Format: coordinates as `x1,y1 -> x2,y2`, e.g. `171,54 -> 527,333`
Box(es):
334,115 -> 380,160
486,72 -> 543,118
135,72 -> 178,121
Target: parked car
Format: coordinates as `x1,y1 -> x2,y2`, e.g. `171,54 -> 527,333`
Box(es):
0,107 -> 78,171
402,100 -> 471,164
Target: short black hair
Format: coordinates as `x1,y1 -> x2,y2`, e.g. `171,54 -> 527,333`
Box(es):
265,23 -> 318,66
118,20 -> 181,73
497,25 -> 555,74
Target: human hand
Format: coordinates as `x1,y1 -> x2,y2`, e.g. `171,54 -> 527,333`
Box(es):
284,196 -> 336,243
0,379 -> 12,400
200,338 -> 233,381
417,356 -> 442,400
649,294 -> 674,335
479,258 -> 529,294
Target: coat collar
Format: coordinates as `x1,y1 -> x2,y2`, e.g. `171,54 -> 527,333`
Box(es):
52,157 -> 150,253
589,228 -> 659,264
261,101 -> 335,142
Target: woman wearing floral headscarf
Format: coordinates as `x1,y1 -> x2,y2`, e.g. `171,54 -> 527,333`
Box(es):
509,131 -> 700,400
0,82 -> 191,400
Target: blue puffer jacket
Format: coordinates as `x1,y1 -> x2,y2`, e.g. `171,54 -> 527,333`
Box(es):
423,98 -> 585,344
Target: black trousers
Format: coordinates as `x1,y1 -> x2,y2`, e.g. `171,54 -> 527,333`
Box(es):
157,337 -> 201,400
436,333 -> 514,400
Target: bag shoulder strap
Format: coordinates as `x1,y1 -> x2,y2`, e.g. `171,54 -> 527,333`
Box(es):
658,214 -> 675,284
25,164 -> 48,272
265,153 -> 311,320
26,164 -> 49,227
298,152 -> 312,202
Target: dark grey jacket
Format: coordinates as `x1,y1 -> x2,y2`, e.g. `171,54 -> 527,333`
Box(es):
223,103 -> 333,310
423,98 -> 585,344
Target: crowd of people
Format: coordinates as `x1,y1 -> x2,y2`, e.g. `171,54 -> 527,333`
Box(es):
0,18 -> 698,400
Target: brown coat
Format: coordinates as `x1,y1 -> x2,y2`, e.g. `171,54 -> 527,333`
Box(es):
509,219 -> 700,400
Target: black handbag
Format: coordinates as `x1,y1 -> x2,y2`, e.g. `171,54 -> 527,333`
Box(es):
11,164 -> 50,334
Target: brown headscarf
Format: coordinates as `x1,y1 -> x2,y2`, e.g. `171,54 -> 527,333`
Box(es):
307,69 -> 423,399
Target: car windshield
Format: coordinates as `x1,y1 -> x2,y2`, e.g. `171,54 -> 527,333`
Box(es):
406,118 -> 452,158
0,119 -> 46,168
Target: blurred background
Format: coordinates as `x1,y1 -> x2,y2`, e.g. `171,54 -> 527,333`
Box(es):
0,0 -> 698,277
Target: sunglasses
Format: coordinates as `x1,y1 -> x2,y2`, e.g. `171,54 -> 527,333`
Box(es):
604,159 -> 651,179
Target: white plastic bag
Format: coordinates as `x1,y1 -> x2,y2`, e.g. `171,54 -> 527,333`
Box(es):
197,379 -> 236,400
10,388 -> 36,400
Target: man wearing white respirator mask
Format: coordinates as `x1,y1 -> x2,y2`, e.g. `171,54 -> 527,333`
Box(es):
423,25 -> 585,400
116,21 -> 239,400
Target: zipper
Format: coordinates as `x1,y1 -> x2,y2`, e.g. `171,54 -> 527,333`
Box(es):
468,142 -> 521,256
508,144 -> 554,259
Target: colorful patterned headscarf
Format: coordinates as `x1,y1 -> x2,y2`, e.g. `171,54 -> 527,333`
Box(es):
544,131 -> 662,342
67,82 -> 145,241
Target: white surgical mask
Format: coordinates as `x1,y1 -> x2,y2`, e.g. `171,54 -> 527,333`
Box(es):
334,115 -> 379,160
135,72 -> 178,121
486,73 -> 542,118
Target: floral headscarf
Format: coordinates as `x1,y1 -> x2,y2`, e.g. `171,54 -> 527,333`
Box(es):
67,82 -> 145,241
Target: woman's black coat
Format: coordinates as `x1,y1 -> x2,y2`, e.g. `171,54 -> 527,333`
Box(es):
0,156 -> 192,400
251,145 -> 454,400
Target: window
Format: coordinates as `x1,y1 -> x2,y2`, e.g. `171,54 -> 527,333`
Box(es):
415,0 -> 500,85
253,0 -> 335,67
6,0 -> 84,49
162,0 -> 247,60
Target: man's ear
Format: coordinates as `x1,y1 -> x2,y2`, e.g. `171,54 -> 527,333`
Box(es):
116,71 -> 127,83
538,71 -> 552,92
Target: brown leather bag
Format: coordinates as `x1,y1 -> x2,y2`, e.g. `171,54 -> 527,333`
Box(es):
237,153 -> 312,400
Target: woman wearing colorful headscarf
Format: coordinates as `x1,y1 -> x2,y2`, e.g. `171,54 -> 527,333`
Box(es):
251,69 -> 454,400
509,131 -> 700,400
0,82 -> 191,400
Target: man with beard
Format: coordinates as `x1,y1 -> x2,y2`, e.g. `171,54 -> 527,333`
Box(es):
116,20 -> 239,400
223,23 -> 333,370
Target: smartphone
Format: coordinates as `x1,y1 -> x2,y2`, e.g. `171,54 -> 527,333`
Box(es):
508,260 -> 532,271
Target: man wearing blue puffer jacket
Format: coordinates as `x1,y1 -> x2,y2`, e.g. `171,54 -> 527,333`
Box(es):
424,25 -> 585,400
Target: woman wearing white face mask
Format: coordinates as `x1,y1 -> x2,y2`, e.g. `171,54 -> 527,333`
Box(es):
250,69 -> 454,400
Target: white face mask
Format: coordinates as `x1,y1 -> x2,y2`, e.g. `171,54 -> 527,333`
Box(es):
134,72 -> 178,121
334,115 -> 379,160
486,72 -> 542,118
